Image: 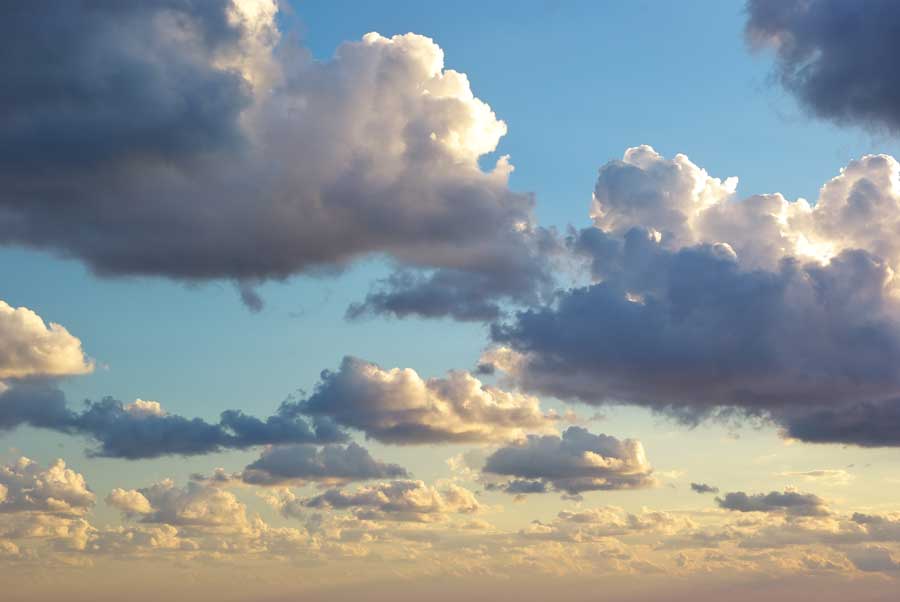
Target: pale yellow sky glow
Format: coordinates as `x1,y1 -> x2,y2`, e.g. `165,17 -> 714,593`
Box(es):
5,1 -> 900,600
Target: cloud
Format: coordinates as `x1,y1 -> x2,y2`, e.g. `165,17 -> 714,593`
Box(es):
482,426 -> 655,495
0,300 -> 93,384
777,469 -> 853,486
280,480 -> 481,523
690,483 -> 719,494
0,457 -> 94,516
846,546 -> 900,573
488,146 -> 900,446
240,443 -> 409,486
0,1 -> 556,317
286,356 -> 558,445
0,384 -> 346,459
746,0 -> 900,134
716,490 -> 830,517
108,479 -> 251,532
520,506 -> 687,542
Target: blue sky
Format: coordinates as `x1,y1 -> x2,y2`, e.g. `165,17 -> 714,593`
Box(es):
6,2 -> 900,599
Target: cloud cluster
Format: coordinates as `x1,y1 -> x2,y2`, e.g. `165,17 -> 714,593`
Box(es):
487,146 -> 900,446
482,426 -> 655,496
0,457 -> 95,516
287,356 -> 558,445
520,506 -> 686,542
289,480 -> 481,523
0,1 -> 556,316
107,479 -> 250,531
746,0 -> 900,133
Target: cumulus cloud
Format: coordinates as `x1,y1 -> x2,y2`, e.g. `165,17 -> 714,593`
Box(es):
488,146 -> 900,446
690,483 -> 719,494
746,0 -> 900,133
482,426 -> 655,496
286,356 -> 558,445
108,479 -> 251,532
0,384 -> 346,459
0,300 -> 92,384
292,480 -> 481,523
716,490 -> 830,517
0,458 -> 94,516
0,1 -> 556,317
240,443 -> 408,486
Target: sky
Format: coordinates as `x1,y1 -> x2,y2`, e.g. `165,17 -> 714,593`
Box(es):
4,1 -> 900,600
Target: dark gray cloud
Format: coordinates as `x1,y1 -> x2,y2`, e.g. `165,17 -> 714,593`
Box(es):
0,2 -> 556,318
690,483 -> 719,495
485,146 -> 900,447
284,356 -> 557,445
493,232 -> 900,418
482,426 -> 655,496
716,490 -> 830,517
746,0 -> 900,133
0,382 -> 345,459
241,443 -> 408,486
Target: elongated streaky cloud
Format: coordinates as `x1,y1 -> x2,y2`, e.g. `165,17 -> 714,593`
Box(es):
486,146 -> 900,446
0,383 -> 346,459
746,0 -> 900,134
0,1 -> 558,317
285,356 -> 559,445
716,490 -> 830,517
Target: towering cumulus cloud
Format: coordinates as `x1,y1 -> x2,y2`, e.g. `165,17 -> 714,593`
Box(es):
0,0 -> 555,316
487,146 -> 900,446
746,0 -> 900,133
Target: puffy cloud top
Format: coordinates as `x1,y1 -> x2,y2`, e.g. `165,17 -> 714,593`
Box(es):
289,356 -> 559,445
0,457 -> 95,516
489,147 -> 900,446
0,1 -> 555,317
0,300 -> 93,382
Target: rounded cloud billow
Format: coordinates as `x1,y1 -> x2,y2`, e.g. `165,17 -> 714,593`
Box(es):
487,146 -> 900,446
0,0 -> 557,317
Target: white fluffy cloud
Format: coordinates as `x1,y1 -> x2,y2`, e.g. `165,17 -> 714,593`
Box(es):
107,479 -> 250,533
0,300 -> 92,382
289,356 -> 559,444
0,457 -> 95,516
